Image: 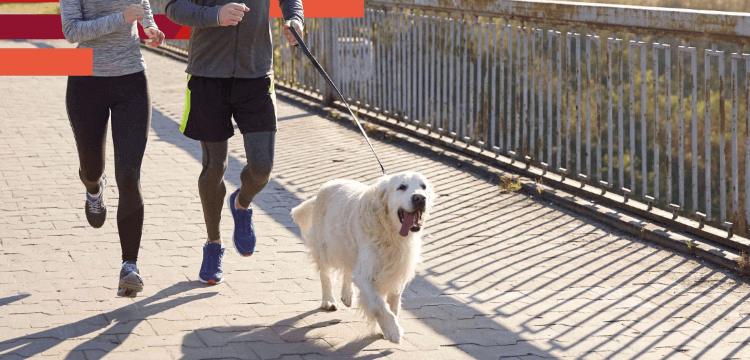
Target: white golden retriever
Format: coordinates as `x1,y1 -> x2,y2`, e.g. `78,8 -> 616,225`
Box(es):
290,171 -> 435,343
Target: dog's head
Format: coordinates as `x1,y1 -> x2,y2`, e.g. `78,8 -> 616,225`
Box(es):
371,171 -> 436,237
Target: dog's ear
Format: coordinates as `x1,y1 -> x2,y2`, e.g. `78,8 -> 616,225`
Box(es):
367,175 -> 390,214
362,175 -> 391,233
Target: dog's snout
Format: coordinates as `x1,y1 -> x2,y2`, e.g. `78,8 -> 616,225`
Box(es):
412,194 -> 426,209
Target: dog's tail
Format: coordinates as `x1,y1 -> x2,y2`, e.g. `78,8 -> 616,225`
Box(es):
291,197 -> 316,240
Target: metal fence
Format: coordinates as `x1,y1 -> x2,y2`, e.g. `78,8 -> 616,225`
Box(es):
150,0 -> 750,237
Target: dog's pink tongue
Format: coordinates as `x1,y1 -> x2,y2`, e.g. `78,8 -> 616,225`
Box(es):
399,212 -> 415,237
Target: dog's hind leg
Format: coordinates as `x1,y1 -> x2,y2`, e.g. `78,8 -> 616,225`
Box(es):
319,267 -> 338,311
341,272 -> 353,307
387,292 -> 401,316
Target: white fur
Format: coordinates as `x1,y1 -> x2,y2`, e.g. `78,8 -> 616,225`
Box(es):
291,171 -> 435,344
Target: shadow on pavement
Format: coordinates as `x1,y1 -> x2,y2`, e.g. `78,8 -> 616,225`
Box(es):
149,107 -> 560,358
0,282 -> 217,359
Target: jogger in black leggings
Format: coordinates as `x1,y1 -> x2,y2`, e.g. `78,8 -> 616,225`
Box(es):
61,0 -> 165,297
66,72 -> 151,263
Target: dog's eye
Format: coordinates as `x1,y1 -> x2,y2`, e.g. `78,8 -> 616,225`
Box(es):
420,184 -> 426,190
397,184 -> 407,191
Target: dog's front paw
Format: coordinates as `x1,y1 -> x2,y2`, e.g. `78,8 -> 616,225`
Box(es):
381,321 -> 404,344
320,300 -> 338,311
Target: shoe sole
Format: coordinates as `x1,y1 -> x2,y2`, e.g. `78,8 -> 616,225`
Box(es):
117,288 -> 138,298
227,191 -> 254,257
199,277 -> 224,285
118,273 -> 144,293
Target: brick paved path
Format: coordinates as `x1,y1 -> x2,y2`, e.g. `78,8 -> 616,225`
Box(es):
1,40 -> 750,360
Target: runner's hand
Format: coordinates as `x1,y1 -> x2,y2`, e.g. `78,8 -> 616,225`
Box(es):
219,3 -> 249,26
144,27 -> 165,48
123,4 -> 144,24
284,19 -> 303,45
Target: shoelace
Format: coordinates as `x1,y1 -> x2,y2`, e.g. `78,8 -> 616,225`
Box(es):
122,262 -> 138,274
88,175 -> 107,214
238,207 -> 252,236
88,196 -> 103,214
205,243 -> 223,272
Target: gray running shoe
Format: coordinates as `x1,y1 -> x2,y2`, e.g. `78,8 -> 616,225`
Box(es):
117,261 -> 143,298
85,174 -> 107,228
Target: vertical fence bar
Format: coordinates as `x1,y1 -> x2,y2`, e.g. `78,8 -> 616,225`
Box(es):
607,37 -> 616,186
653,41 -> 661,200
565,31 -> 572,172
484,21 -> 490,144
523,26 -> 529,155
746,55 -> 750,230
421,15 -> 426,123
472,20 -> 480,139
496,24 -> 510,151
731,53 -> 740,224
401,12 -> 408,120
438,16 -> 445,131
508,24 -> 514,152
705,47 -> 721,220
548,30 -> 555,165
462,20 -> 468,138
665,44 -> 672,204
638,38 -> 646,198
491,22 -> 498,148
431,16 -> 437,129
557,32 -> 563,170
469,20 -> 476,140
443,17 -> 449,132
393,11 -> 399,115
409,14 -> 414,118
679,45 -> 696,210
537,29 -> 544,160
587,35 -> 596,179
720,49 -> 727,223
617,36 -> 624,190
515,25 -> 521,152
406,14 -> 412,120
576,32 -> 582,178
530,26 -> 536,159
629,40 -> 643,192
449,19 -> 455,133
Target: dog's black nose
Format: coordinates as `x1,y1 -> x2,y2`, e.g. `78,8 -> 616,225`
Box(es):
412,194 -> 426,209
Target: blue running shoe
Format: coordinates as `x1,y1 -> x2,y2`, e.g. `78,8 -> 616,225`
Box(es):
199,242 -> 225,285
227,189 -> 256,257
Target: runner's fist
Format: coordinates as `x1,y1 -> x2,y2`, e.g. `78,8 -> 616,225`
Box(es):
144,27 -> 165,48
123,4 -> 144,24
220,3 -> 249,26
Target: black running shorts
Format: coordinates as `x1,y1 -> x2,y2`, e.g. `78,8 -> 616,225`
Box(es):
180,75 -> 277,142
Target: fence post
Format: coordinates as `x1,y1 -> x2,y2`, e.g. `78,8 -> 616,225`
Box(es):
322,18 -> 337,106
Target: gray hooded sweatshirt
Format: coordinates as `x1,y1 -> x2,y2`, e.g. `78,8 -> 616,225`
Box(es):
165,0 -> 304,79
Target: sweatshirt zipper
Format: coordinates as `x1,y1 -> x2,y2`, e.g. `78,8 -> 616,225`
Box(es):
232,24 -> 239,76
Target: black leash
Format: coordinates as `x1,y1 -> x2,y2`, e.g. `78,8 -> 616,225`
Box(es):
288,26 -> 387,176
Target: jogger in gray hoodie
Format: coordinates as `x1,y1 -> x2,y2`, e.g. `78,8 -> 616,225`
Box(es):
165,0 -> 304,284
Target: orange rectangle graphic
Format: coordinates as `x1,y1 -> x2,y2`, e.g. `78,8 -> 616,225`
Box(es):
0,49 -> 93,76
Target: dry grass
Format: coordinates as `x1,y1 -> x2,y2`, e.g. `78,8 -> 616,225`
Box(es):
499,175 -> 522,193
739,251 -> 750,272
0,3 -> 60,14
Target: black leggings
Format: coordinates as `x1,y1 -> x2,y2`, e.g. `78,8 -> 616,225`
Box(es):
199,131 -> 275,241
66,71 -> 151,263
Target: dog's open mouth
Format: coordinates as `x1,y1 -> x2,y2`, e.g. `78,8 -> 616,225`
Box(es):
398,209 -> 423,236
